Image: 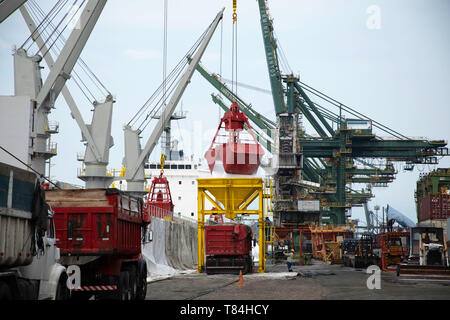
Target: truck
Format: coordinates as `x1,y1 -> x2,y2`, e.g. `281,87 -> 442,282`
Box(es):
0,162 -> 68,300
204,224 -> 253,275
45,188 -> 148,300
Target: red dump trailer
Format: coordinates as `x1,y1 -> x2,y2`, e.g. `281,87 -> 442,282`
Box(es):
46,188 -> 148,300
205,224 -> 253,275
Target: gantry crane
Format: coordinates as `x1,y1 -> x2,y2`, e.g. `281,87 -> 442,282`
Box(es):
256,0 -> 449,225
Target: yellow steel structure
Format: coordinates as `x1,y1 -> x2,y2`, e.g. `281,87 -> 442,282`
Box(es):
197,177 -> 266,273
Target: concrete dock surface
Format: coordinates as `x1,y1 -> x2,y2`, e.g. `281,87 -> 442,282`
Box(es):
145,260 -> 450,300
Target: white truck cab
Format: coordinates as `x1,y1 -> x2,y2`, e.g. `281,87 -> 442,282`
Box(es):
0,163 -> 68,300
16,209 -> 68,300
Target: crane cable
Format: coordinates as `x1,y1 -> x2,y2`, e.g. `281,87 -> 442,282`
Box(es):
26,1 -> 97,104
20,0 -> 66,50
25,0 -> 110,103
127,21 -> 213,131
162,0 -> 168,113
161,0 -> 168,156
218,16 -> 223,121
27,2 -> 95,103
40,0 -> 86,59
231,0 -> 238,96
0,146 -> 61,189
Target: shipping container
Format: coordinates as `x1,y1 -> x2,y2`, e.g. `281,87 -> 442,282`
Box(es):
419,194 -> 450,222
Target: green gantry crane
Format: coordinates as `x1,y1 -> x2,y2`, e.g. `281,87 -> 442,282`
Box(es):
256,0 -> 449,225
194,1 -> 449,226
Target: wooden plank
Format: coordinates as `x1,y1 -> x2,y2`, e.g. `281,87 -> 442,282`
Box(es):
47,200 -> 111,208
46,189 -> 109,203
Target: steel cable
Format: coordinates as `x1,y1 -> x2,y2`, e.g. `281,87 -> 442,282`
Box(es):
128,21 -> 212,129
20,0 -> 66,50
29,0 -> 110,100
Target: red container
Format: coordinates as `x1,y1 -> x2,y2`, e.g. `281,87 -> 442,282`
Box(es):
419,194 -> 450,222
47,189 -> 144,256
205,224 -> 253,256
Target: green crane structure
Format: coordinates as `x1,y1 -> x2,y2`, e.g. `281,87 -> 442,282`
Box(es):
193,1 -> 448,226
195,61 -> 405,223
256,0 -> 448,225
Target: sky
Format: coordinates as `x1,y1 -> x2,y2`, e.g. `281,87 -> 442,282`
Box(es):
0,0 -> 449,225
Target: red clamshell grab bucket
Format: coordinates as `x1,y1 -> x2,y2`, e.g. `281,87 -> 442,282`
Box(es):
204,102 -> 264,175
144,175 -> 174,221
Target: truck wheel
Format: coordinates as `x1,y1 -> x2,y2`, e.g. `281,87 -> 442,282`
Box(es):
118,271 -> 130,300
17,279 -> 34,300
55,273 -> 70,300
0,282 -> 12,300
244,257 -> 252,274
125,266 -> 137,300
136,261 -> 147,300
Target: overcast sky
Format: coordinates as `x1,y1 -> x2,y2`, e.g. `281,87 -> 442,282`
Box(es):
1,0 -> 449,225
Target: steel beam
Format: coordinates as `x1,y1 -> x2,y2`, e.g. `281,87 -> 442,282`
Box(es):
0,0 -> 27,23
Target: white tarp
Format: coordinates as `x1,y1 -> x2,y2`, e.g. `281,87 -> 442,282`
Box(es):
142,218 -> 198,281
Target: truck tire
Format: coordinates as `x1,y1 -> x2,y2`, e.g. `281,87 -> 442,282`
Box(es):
55,273 -> 70,300
0,282 -> 12,300
117,271 -> 130,300
125,265 -> 137,300
17,279 -> 34,300
244,257 -> 252,274
136,260 -> 147,300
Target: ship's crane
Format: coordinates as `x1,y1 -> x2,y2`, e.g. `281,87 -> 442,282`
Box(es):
0,0 -> 27,23
10,0 -> 107,180
122,8 -> 225,192
18,1 -> 114,188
